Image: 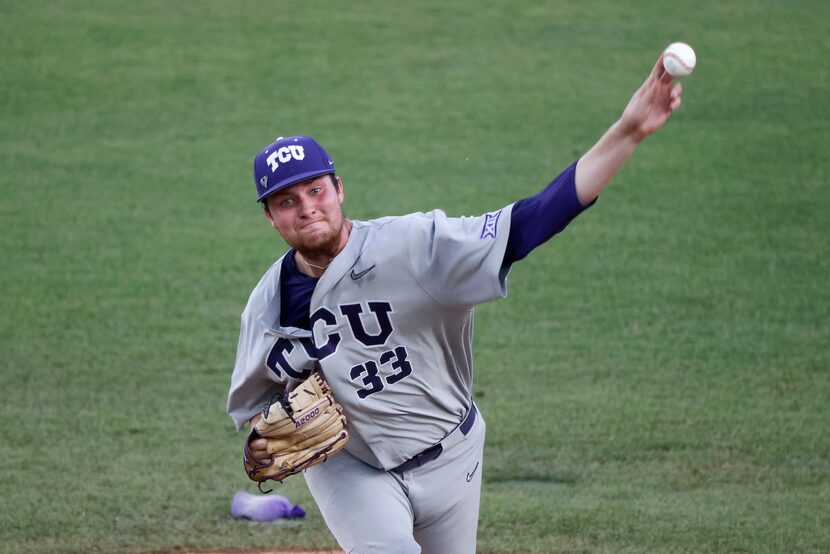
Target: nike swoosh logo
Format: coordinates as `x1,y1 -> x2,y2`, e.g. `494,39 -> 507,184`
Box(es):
350,265 -> 376,280
466,461 -> 479,482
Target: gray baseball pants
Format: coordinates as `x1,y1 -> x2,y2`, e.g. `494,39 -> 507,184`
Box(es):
304,409 -> 485,554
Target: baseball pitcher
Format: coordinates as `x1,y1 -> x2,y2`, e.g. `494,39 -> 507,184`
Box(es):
228,53 -> 683,553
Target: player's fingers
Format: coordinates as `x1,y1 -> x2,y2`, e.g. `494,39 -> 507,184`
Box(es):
649,54 -> 663,79
651,52 -> 677,85
249,438 -> 273,462
250,438 -> 269,451
648,63 -> 676,103
667,82 -> 682,109
670,96 -> 682,111
652,71 -> 678,108
649,54 -> 672,84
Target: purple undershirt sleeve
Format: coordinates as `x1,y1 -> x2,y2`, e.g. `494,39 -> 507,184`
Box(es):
503,160 -> 595,267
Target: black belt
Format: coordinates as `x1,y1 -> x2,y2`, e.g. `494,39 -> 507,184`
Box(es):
391,404 -> 477,473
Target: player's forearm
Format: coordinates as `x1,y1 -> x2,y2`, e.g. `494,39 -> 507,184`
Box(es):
574,120 -> 641,206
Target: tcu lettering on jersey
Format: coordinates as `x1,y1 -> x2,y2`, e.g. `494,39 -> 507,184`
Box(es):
266,145 -> 305,171
265,301 -> 396,376
310,301 -> 394,359
264,300 -> 415,400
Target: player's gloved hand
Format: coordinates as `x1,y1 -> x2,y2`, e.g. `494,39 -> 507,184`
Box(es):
243,371 -> 349,490
247,436 -> 270,461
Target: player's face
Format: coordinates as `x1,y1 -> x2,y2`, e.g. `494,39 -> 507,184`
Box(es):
263,176 -> 347,257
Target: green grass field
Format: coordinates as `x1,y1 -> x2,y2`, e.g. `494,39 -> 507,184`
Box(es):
2,1 -> 828,553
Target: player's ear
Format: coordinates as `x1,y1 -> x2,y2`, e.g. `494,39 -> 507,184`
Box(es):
334,176 -> 345,205
262,201 -> 279,230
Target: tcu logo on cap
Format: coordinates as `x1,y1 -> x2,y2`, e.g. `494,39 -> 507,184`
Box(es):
266,144 -> 305,172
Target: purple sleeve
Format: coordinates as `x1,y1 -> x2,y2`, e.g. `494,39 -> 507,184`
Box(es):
503,160 -> 594,266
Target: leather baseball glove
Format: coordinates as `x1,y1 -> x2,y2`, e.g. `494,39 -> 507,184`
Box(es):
244,371 -> 349,489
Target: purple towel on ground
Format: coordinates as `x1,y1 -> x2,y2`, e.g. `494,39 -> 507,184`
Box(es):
230,491 -> 306,521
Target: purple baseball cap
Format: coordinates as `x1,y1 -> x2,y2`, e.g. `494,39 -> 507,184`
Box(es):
253,136 -> 336,202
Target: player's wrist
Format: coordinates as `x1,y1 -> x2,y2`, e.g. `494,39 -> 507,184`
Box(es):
611,119 -> 646,147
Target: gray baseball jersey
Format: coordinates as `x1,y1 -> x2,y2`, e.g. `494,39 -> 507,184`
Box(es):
228,205 -> 513,470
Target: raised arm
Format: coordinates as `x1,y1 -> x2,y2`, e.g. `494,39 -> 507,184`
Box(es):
501,51 -> 687,267
575,54 -> 683,206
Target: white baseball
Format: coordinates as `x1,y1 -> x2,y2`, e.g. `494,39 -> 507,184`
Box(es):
662,42 -> 696,77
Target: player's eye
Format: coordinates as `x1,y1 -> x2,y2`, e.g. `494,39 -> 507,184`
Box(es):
279,198 -> 294,207
310,187 -> 322,194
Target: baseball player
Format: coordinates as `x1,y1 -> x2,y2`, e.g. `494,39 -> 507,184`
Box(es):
228,54 -> 683,553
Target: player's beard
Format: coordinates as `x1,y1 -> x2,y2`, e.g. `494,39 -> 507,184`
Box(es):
294,216 -> 349,261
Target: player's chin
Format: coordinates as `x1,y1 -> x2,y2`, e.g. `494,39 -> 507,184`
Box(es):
296,228 -> 338,252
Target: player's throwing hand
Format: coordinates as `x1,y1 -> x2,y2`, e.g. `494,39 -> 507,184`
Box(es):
618,54 -> 683,142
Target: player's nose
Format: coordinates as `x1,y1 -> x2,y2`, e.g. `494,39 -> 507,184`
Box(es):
297,196 -> 317,217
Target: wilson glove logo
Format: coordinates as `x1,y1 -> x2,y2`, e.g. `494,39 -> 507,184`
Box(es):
266,145 -> 305,172
295,406 -> 320,428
